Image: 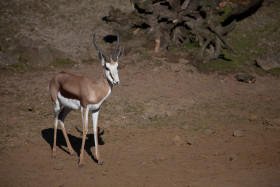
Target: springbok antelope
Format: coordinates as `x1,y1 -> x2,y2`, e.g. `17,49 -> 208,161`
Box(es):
49,33 -> 124,167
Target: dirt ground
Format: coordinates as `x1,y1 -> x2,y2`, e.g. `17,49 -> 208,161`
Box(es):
0,52 -> 279,186
0,0 -> 280,186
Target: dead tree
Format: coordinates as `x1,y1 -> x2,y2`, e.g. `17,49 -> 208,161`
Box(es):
107,0 -> 263,62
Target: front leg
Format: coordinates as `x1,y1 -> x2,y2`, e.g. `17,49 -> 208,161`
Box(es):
92,110 -> 103,165
79,107 -> 89,168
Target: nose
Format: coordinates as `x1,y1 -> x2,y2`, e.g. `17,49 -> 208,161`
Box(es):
115,81 -> 120,85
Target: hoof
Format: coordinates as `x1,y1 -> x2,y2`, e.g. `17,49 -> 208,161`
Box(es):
51,155 -> 56,159
70,152 -> 76,156
98,161 -> 104,166
79,164 -> 84,168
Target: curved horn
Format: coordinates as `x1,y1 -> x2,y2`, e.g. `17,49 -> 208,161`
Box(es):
113,32 -> 120,62
93,33 -> 110,62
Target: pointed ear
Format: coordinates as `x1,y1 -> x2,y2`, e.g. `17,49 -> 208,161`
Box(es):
98,52 -> 105,67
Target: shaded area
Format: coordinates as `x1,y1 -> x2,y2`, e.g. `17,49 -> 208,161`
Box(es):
103,35 -> 117,43
41,127 -> 104,163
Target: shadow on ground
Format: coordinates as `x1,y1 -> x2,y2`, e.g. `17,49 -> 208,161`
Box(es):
41,128 -> 104,163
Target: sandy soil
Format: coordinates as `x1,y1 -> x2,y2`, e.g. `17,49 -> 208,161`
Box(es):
0,53 -> 279,186
0,0 -> 280,186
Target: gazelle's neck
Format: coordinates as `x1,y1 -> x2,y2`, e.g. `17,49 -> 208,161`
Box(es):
106,77 -> 114,90
102,68 -> 115,89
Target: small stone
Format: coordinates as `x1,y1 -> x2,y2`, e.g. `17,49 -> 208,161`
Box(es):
249,115 -> 258,121
230,155 -> 237,161
233,130 -> 243,137
186,140 -> 194,145
214,152 -> 225,156
204,129 -> 214,135
173,135 -> 184,146
140,161 -> 147,165
28,107 -> 34,112
102,169 -> 109,176
165,111 -> 172,117
147,114 -> 157,120
180,125 -> 188,129
54,163 -> 64,170
263,118 -> 280,127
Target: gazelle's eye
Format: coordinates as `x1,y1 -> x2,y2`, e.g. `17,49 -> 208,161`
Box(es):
105,63 -> 110,71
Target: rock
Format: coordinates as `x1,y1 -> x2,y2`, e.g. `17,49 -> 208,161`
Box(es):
28,107 -> 34,112
147,114 -> 157,120
165,111 -> 172,117
140,161 -> 147,165
214,152 -> 226,156
0,51 -> 18,67
186,139 -> 195,145
235,74 -> 256,83
5,37 -> 71,67
102,171 -> 109,176
256,56 -> 280,71
144,107 -> 158,120
54,163 -> 64,170
263,118 -> 280,130
263,118 -> 280,127
173,135 -> 184,146
233,130 -> 243,137
249,115 -> 258,121
180,125 -> 188,129
229,155 -> 237,161
204,129 -> 214,135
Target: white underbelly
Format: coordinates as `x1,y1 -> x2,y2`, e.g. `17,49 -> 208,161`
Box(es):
58,92 -> 81,110
57,88 -> 111,111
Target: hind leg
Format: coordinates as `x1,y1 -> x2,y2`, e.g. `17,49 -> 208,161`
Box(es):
52,100 -> 61,158
58,107 -> 75,156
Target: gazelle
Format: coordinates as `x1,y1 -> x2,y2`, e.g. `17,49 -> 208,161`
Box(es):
49,33 -> 124,167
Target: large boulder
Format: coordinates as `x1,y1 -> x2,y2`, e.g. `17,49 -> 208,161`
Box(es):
0,51 -> 18,67
4,37 -> 71,67
256,56 -> 280,71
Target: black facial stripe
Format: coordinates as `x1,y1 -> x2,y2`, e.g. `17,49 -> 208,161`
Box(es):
109,72 -> 114,81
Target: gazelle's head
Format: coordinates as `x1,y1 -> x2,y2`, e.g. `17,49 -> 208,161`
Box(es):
93,33 -> 124,85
